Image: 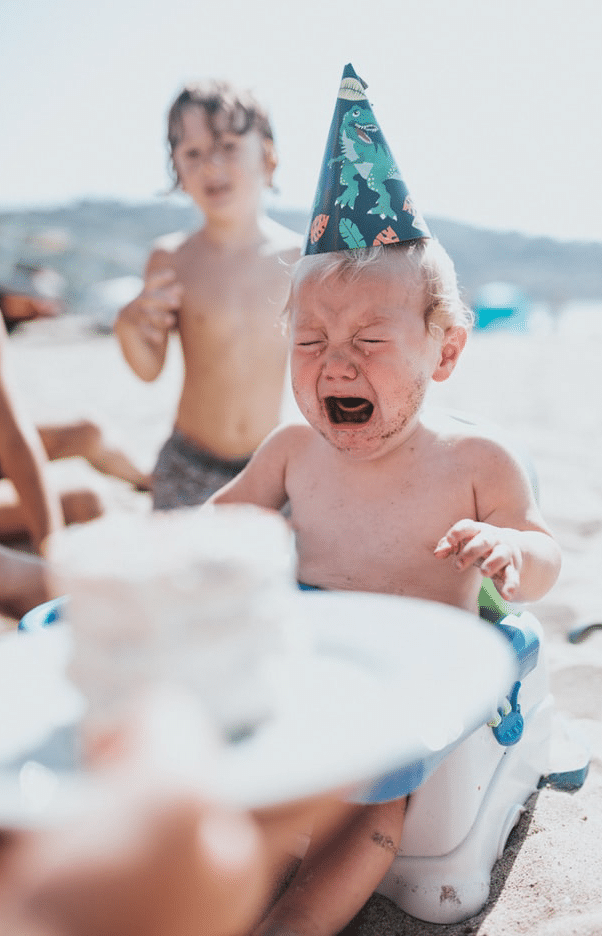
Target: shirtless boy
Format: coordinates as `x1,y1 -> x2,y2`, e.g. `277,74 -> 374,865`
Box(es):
209,240 -> 562,936
114,81 -> 301,508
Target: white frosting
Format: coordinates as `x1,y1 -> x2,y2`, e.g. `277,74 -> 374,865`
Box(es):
46,505 -> 305,742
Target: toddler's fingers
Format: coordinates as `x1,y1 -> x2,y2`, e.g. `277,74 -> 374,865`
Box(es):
433,537 -> 453,557
438,519 -> 481,549
434,519 -> 479,556
479,544 -> 513,578
453,534 -> 491,570
493,564 -> 520,601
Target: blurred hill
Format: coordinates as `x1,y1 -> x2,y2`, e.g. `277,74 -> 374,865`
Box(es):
1,199 -> 601,315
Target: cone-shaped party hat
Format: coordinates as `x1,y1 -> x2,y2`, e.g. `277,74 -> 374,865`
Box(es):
303,64 -> 430,255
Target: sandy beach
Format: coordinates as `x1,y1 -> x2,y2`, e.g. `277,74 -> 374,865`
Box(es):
3,307 -> 602,935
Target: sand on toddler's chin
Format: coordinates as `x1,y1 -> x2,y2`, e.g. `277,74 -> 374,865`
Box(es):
7,313 -> 602,935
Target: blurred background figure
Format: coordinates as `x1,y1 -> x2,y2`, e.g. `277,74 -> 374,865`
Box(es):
0,261 -> 64,333
0,304 -> 65,619
114,80 -> 301,510
0,262 -> 151,518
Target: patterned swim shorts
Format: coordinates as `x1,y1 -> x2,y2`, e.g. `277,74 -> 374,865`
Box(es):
151,429 -> 252,510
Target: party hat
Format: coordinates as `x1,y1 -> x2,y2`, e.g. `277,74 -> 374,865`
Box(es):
304,64 -> 430,255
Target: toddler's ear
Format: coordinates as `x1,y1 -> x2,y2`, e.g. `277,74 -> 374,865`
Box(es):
431,326 -> 468,383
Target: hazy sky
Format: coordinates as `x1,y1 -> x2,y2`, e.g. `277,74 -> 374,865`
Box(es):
2,0 -> 601,242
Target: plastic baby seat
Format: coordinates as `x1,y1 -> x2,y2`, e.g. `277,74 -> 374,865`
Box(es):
362,609 -> 565,925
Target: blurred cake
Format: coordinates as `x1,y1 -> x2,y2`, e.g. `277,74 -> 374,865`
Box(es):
45,504 -> 303,758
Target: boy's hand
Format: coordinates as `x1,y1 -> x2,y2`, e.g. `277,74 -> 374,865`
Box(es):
120,269 -> 182,347
434,519 -> 522,601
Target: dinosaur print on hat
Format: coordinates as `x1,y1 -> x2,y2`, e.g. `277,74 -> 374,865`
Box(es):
304,63 -> 431,255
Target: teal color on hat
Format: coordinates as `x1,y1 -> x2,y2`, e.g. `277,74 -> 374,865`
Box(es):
304,64 -> 431,255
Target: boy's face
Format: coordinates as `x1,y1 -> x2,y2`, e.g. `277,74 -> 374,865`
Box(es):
172,106 -> 275,218
289,254 -> 463,460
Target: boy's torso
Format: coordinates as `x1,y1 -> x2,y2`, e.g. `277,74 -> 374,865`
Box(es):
287,419 -> 486,613
156,222 -> 299,458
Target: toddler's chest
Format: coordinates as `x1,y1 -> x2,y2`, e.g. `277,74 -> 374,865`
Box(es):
289,459 -> 476,558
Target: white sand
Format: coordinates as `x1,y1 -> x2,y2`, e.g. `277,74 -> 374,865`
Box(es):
4,309 -> 602,935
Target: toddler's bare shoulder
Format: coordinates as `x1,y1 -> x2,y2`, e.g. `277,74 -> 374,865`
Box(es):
261,422 -> 313,457
424,408 -> 525,468
256,423 -> 315,473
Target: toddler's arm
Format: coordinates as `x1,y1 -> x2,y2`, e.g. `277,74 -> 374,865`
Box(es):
434,435 -> 561,603
434,519 -> 560,603
209,425 -> 304,512
114,262 -> 182,381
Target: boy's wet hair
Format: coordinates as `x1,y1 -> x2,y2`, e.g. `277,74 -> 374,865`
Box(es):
289,240 -> 473,333
167,80 -> 274,184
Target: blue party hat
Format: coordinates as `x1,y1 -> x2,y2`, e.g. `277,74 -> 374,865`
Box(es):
304,64 -> 430,255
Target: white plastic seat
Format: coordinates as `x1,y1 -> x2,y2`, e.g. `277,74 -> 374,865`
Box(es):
365,611 -> 553,924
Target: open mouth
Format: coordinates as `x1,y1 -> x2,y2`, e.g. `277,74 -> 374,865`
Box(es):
325,396 -> 374,424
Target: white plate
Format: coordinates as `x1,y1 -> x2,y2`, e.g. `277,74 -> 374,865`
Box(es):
0,592 -> 516,824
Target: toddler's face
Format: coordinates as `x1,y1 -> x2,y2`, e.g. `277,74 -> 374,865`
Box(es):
172,107 -> 274,217
289,255 -> 443,460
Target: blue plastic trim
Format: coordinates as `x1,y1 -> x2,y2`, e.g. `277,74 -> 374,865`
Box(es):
490,617 -> 540,680
491,681 -> 524,746
18,595 -> 68,632
538,764 -> 590,793
353,746 -> 456,803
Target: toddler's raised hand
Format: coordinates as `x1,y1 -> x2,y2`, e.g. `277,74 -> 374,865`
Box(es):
434,519 -> 521,601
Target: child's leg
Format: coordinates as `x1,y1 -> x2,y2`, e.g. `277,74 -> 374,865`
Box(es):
0,544 -> 50,619
251,795 -> 357,925
0,478 -> 103,542
254,797 -> 407,936
60,488 -> 104,524
0,479 -> 32,543
38,422 -> 151,490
